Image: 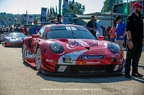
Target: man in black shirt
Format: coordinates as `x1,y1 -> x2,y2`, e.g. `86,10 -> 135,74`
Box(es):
86,15 -> 97,38
14,25 -> 20,32
125,2 -> 144,78
56,14 -> 62,24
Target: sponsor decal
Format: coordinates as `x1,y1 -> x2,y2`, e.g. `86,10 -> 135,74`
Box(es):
81,55 -> 104,59
32,38 -> 37,40
66,44 -> 77,50
46,59 -> 54,62
111,55 -> 116,57
86,62 -> 100,64
58,49 -> 88,65
58,66 -> 67,72
98,42 -> 103,44
26,50 -> 35,58
66,39 -> 98,49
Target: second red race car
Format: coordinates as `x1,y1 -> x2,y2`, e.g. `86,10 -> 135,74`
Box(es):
22,24 -> 124,75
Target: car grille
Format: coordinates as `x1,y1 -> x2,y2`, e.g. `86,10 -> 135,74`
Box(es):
55,65 -> 120,74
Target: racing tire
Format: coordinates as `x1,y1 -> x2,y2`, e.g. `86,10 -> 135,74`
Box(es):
35,47 -> 42,73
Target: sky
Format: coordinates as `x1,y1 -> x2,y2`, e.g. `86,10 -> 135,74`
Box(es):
0,0 -> 105,14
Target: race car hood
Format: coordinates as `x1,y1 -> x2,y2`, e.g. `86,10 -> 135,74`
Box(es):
49,39 -> 109,54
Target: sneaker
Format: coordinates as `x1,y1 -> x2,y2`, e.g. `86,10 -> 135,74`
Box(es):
132,73 -> 143,77
125,74 -> 132,78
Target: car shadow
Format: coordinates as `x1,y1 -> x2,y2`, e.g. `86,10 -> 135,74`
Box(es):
36,72 -> 137,84
24,62 -> 144,84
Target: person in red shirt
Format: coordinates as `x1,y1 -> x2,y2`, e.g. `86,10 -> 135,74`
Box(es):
109,25 -> 116,42
106,26 -> 111,41
23,26 -> 29,36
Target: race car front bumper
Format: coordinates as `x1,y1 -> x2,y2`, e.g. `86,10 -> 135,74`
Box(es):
5,42 -> 23,47
42,63 -> 124,76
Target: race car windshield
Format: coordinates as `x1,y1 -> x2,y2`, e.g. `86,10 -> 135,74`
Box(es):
8,33 -> 26,37
46,26 -> 96,39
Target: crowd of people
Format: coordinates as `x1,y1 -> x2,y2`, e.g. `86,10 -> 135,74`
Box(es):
0,14 -> 63,36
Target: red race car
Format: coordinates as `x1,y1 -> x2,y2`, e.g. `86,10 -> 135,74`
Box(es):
22,24 -> 124,75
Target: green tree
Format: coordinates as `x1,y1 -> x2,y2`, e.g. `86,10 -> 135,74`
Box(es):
102,0 -> 115,12
68,1 -> 85,14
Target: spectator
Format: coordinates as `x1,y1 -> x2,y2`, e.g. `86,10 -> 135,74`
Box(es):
125,2 -> 144,78
9,26 -> 13,32
106,26 -> 111,41
109,25 -> 116,42
19,26 -> 23,32
50,20 -> 55,24
95,18 -> 103,36
0,27 -> 3,33
14,25 -> 20,32
56,14 -> 62,24
86,15 -> 97,38
101,26 -> 106,38
23,26 -> 29,36
115,16 -> 127,49
5,26 -> 9,33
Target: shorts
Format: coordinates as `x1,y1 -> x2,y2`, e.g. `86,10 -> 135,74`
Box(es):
115,40 -> 124,49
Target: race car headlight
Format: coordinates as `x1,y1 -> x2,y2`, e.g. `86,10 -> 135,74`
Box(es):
50,43 -> 64,53
107,43 -> 119,54
63,57 -> 73,63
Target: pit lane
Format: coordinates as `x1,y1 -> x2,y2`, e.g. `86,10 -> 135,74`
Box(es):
0,45 -> 144,95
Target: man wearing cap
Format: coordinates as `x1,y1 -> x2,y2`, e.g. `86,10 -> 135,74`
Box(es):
125,2 -> 144,78
115,16 -> 127,49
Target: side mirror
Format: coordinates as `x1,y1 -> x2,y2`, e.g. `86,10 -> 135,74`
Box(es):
97,36 -> 104,40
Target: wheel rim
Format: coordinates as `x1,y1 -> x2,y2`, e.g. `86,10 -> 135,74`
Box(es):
36,48 -> 41,70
